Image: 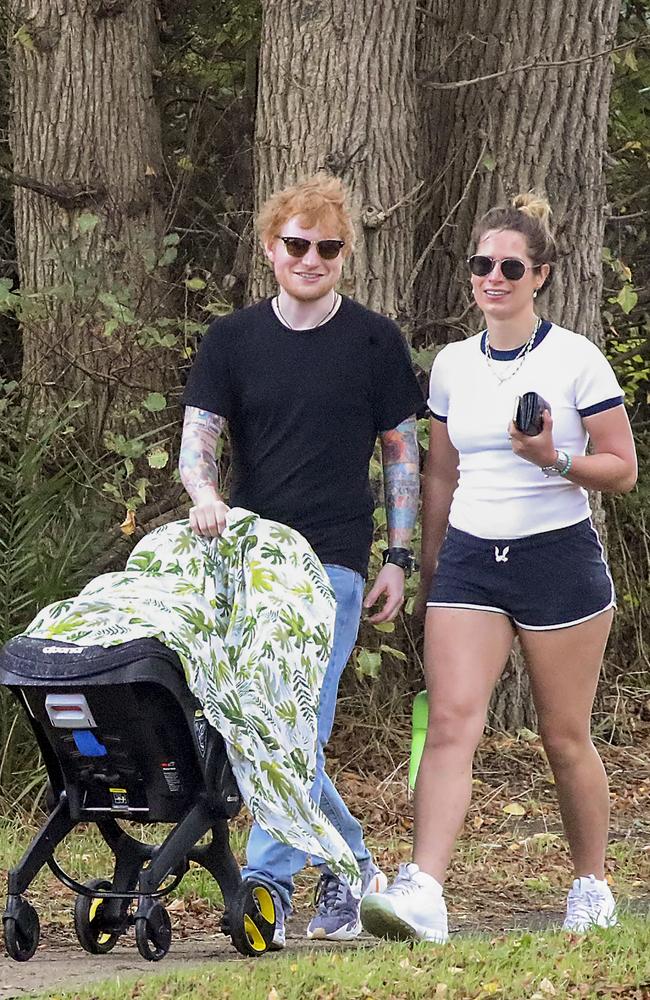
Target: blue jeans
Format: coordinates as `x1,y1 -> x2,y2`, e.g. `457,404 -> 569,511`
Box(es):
241,564 -> 371,913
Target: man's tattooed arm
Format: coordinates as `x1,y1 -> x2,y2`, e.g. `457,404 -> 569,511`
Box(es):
379,415 -> 420,549
179,406 -> 227,504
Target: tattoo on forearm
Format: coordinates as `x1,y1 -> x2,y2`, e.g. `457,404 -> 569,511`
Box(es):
380,416 -> 419,548
179,407 -> 227,502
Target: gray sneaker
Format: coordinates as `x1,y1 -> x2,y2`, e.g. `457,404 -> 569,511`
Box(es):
306,861 -> 388,941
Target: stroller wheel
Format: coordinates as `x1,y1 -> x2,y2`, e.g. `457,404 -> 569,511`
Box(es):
3,897 -> 40,962
229,880 -> 276,957
135,902 -> 172,961
74,879 -> 120,954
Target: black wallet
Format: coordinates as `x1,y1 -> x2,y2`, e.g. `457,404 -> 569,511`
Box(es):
513,392 -> 551,436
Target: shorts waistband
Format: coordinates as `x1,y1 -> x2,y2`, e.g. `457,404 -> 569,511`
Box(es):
447,517 -> 592,550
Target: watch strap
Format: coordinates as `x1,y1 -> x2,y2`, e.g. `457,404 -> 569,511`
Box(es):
382,547 -> 416,575
542,449 -> 571,478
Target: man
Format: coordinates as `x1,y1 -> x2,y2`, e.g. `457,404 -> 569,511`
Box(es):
179,173 -> 422,945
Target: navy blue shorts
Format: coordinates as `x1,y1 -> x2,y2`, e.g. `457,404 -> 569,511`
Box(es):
427,518 -> 615,630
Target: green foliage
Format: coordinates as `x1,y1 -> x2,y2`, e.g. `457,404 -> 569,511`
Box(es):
156,1 -> 262,308
601,7 -> 650,687
0,223 -> 228,518
604,6 -> 650,409
0,387 -> 109,800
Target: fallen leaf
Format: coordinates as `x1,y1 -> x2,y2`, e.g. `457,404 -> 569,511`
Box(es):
120,509 -> 136,535
435,986 -> 448,996
503,802 -> 526,816
539,979 -> 556,996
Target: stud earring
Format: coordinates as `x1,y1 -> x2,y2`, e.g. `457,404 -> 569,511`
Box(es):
533,289 -> 538,299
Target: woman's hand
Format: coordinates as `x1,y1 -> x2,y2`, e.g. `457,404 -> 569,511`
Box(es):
508,409 -> 557,469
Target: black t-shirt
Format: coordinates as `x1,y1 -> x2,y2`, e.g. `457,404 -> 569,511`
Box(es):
182,296 -> 424,576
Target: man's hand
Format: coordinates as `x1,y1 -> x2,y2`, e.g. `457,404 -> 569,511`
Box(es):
189,498 -> 230,537
363,563 -> 405,623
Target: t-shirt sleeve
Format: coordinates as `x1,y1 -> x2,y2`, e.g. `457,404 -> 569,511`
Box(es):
427,346 -> 452,422
371,320 -> 425,431
573,338 -> 625,417
181,321 -> 234,418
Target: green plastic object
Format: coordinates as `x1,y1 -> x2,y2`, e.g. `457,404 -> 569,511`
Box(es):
408,690 -> 429,790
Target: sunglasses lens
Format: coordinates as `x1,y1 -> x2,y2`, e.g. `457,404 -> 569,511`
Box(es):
282,237 -> 311,257
501,258 -> 526,281
317,240 -> 344,260
468,255 -> 493,277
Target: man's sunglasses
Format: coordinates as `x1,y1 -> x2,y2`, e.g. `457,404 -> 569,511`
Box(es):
467,255 -> 540,282
277,235 -> 345,260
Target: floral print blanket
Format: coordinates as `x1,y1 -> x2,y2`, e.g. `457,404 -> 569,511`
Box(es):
23,509 -> 360,889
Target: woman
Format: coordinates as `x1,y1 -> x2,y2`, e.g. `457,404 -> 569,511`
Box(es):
361,194 -> 637,942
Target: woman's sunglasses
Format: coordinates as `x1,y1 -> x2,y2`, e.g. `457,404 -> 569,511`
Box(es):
277,235 -> 345,261
467,255 -> 540,282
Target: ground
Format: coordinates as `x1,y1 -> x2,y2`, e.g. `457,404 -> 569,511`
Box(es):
2,723 -> 650,998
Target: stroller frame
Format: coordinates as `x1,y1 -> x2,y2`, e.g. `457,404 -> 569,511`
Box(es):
0,636 -> 276,962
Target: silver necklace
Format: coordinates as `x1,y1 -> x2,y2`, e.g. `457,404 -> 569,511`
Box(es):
485,316 -> 542,384
274,292 -> 339,330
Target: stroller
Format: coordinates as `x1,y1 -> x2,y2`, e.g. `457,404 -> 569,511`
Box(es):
0,634 -> 277,963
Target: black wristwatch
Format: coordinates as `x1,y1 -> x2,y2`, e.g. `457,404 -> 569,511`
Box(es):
382,547 -> 416,577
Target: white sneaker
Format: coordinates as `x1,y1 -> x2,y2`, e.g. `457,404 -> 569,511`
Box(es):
562,874 -> 618,932
360,862 -> 448,943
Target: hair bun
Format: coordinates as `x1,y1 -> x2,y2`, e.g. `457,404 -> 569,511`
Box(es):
512,192 -> 552,228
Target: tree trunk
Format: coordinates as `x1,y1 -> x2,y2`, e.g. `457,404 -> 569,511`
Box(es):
415,1 -> 620,731
8,0 -> 169,442
415,0 -> 620,347
251,0 -> 418,328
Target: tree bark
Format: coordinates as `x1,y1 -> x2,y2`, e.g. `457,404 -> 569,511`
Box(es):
8,0 -> 170,441
415,0 -> 620,347
251,0 -> 418,328
416,1 -> 620,731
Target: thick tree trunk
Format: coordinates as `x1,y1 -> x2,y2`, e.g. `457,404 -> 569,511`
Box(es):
416,1 -> 620,731
252,0 -> 418,327
415,0 -> 620,347
8,0 -> 169,441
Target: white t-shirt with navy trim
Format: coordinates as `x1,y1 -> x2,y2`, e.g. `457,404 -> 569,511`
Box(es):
428,321 -> 625,539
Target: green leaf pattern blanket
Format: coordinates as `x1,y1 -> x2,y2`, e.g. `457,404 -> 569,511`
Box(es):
23,509 -> 361,890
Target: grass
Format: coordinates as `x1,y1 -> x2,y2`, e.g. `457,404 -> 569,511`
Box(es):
26,918 -> 650,999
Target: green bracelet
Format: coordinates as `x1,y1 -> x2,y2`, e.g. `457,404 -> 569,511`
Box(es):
559,453 -> 573,477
